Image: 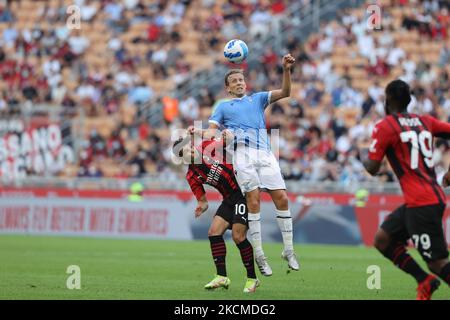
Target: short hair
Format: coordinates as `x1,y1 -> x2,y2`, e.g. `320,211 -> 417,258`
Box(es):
224,69 -> 244,86
385,79 -> 411,111
172,136 -> 191,158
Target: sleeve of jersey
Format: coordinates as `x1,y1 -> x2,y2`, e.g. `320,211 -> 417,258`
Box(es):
209,103 -> 224,127
186,169 -> 206,201
428,116 -> 450,139
256,92 -> 271,110
368,122 -> 391,162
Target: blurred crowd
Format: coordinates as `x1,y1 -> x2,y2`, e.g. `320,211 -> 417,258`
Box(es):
2,0 -> 450,186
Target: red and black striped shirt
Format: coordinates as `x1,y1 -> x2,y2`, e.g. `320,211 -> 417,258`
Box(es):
369,113 -> 450,207
186,139 -> 240,200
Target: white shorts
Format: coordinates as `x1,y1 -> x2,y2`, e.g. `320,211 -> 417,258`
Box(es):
232,145 -> 286,194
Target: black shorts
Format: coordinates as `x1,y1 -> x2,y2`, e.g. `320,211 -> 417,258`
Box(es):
215,192 -> 248,229
381,204 -> 449,262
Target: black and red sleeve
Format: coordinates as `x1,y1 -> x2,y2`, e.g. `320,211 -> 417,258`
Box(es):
368,119 -> 394,162
186,167 -> 206,201
426,115 -> 450,139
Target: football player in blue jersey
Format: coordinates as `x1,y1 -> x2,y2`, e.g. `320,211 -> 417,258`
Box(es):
202,54 -> 299,276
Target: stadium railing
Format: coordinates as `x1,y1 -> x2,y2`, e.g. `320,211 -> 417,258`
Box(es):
1,175 -> 404,195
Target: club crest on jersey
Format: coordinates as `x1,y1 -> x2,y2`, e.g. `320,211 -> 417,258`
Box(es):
398,117 -> 422,127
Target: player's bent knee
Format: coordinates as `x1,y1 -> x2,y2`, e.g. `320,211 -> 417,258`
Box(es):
232,231 -> 246,244
246,191 -> 260,202
246,196 -> 260,212
208,227 -> 222,237
275,193 -> 289,210
374,229 -> 390,251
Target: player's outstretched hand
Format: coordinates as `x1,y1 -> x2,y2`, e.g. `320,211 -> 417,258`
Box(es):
282,54 -> 295,70
443,171 -> 450,188
188,125 -> 205,136
187,125 -> 197,135
195,201 -> 209,218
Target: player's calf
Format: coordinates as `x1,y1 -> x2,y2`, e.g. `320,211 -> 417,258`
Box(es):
438,263 -> 450,286
428,260 -> 450,286
377,237 -> 429,284
208,235 -> 227,277
236,238 -> 257,280
231,226 -> 246,244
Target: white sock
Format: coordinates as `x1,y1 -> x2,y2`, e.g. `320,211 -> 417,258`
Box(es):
248,212 -> 264,257
276,209 -> 294,252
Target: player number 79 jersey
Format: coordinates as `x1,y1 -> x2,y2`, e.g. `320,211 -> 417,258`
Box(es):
368,113 -> 450,207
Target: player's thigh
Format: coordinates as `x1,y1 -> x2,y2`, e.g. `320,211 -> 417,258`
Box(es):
380,204 -> 409,243
232,223 -> 248,243
233,147 -> 260,193
257,151 -> 286,191
209,214 -> 230,236
406,204 -> 449,262
213,201 -> 234,233
267,189 -> 289,208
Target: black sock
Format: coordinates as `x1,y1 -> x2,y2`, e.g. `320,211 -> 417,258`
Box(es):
209,235 -> 227,277
237,238 -> 256,279
439,262 -> 450,286
381,241 -> 428,283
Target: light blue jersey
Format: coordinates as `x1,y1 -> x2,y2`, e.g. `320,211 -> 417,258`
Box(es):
209,92 -> 272,150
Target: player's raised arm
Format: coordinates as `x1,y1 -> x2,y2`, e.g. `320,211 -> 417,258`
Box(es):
186,121 -> 222,140
269,54 -> 295,104
427,116 -> 450,187
426,115 -> 450,139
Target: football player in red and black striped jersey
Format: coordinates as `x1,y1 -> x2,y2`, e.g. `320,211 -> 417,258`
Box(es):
173,131 -> 259,293
363,79 -> 450,300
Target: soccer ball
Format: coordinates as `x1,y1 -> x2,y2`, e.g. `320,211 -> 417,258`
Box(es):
223,39 -> 248,64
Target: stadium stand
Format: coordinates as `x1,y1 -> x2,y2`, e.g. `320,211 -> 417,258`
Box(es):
1,0 -> 450,186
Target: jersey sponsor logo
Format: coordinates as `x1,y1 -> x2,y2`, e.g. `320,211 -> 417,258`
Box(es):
206,160 -> 223,186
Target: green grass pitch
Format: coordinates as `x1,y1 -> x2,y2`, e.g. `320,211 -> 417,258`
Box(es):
0,235 -> 449,300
